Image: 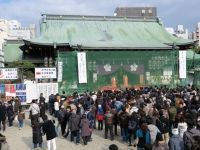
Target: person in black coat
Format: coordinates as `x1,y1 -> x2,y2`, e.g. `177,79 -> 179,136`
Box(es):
42,115 -> 57,150
7,101 -> 14,127
68,111 -> 81,144
39,93 -> 46,120
32,122 -> 43,149
0,101 -> 7,131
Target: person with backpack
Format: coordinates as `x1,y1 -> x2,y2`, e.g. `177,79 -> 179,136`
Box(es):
183,116 -> 200,150
84,106 -> 95,141
119,106 -> 129,142
135,122 -> 151,150
57,105 -> 66,136
104,109 -> 114,141
128,112 -> 138,146
96,104 -> 104,130
156,110 -> 170,143
28,99 -> 40,126
146,116 -> 160,146
68,106 -> 81,144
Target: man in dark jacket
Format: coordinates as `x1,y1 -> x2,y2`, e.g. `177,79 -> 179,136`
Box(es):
104,109 -> 114,140
49,94 -> 55,115
6,101 -> 14,127
0,101 -> 6,131
119,107 -> 129,142
42,115 -> 57,150
32,122 -> 43,149
68,111 -> 81,144
39,93 -> 46,121
183,117 -> 200,150
156,110 -> 170,143
14,97 -> 21,115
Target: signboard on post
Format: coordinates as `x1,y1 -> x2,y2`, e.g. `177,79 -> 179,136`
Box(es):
0,68 -> 18,79
77,52 -> 87,83
35,68 -> 57,79
179,51 -> 187,79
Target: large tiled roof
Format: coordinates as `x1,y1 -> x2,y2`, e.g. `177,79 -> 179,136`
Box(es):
24,14 -> 194,50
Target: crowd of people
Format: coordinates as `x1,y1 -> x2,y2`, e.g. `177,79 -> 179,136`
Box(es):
0,96 -> 24,150
0,84 -> 200,150
37,85 -> 199,150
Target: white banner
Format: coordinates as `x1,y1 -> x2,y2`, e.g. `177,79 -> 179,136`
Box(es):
36,83 -> 58,103
77,52 -> 87,83
24,80 -> 58,103
0,68 -> 18,79
35,68 -> 57,79
57,62 -> 63,82
179,51 -> 187,79
24,80 -> 38,104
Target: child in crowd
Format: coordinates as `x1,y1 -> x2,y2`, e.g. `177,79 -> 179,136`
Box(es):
17,108 -> 25,129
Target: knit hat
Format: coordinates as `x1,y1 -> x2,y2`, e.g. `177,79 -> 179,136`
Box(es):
172,128 -> 179,135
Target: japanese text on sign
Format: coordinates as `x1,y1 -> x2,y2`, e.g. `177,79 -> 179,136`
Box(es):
35,68 -> 57,79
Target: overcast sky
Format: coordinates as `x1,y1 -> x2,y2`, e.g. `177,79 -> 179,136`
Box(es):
0,0 -> 199,32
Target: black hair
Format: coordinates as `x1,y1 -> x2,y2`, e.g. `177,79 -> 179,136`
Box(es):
109,144 -> 118,150
43,115 -> 48,121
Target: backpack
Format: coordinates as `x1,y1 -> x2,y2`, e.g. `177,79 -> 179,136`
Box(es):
85,111 -> 94,128
120,113 -> 129,126
184,130 -> 200,150
58,111 -> 65,122
157,117 -> 168,133
128,119 -> 137,130
106,115 -> 113,125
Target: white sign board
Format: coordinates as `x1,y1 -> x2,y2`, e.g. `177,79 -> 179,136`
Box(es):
77,52 -> 87,83
36,83 -> 58,103
57,62 -> 63,82
179,51 -> 187,79
24,80 -> 58,103
0,68 -> 18,79
35,68 -> 57,79
24,80 -> 38,103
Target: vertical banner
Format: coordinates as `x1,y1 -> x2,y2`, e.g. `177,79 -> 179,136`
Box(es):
179,51 -> 187,79
16,84 -> 26,103
77,52 -> 87,83
24,80 -> 37,104
5,84 -> 16,101
57,61 -> 63,82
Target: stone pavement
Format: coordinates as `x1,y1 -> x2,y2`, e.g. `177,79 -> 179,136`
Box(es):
3,113 -> 136,150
